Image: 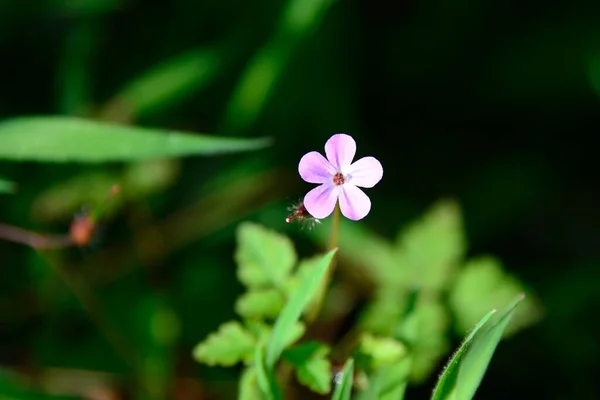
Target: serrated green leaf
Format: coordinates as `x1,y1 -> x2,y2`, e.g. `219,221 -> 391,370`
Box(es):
235,223 -> 297,290
236,289 -> 286,319
0,177 -> 16,194
449,256 -> 540,336
359,333 -> 407,370
357,357 -> 411,400
332,358 -> 354,400
359,288 -> 407,336
246,320 -> 306,350
239,367 -> 263,400
395,299 -> 450,383
431,309 -> 497,400
453,295 -> 525,400
297,356 -> 332,394
192,321 -> 255,366
284,341 -> 331,394
0,116 -> 270,163
396,200 -> 465,291
266,249 -> 336,368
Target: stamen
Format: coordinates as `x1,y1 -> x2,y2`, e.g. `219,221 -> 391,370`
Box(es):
332,172 -> 345,185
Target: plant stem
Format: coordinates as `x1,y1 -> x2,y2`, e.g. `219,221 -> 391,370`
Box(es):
305,203 -> 341,323
328,202 -> 341,251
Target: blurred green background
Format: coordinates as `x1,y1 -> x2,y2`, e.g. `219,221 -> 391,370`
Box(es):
1,0 -> 600,398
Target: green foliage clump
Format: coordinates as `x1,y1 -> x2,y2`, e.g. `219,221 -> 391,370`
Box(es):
193,202 -> 539,399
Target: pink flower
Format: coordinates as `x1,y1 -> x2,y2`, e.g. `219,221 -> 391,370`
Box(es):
298,134 -> 383,221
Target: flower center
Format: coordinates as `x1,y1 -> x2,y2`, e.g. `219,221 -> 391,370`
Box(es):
332,172 -> 345,186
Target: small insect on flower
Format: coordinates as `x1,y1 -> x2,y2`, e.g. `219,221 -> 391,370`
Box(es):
298,133 -> 383,221
286,200 -> 321,229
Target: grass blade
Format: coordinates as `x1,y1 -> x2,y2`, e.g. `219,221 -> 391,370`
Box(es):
431,309 -> 497,400
455,295 -> 525,400
332,358 -> 354,400
254,344 -> 282,400
0,116 -> 270,163
265,248 -> 337,368
431,294 -> 525,400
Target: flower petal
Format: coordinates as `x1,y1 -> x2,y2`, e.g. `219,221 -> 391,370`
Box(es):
338,185 -> 371,221
298,151 -> 336,184
325,133 -> 356,171
347,156 -> 383,188
303,184 -> 339,219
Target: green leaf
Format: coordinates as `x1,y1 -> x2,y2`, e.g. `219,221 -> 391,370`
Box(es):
235,223 -> 297,290
284,341 -> 332,394
359,333 -> 408,370
246,320 -> 306,350
357,357 -> 411,400
0,116 -> 270,163
265,249 -> 336,368
239,367 -> 263,400
396,199 -> 466,291
104,47 -> 224,120
332,358 -> 354,400
431,309 -> 497,400
285,255 -> 331,314
0,177 -> 16,194
453,295 -> 525,400
395,299 -> 450,383
235,289 -> 286,320
192,321 -> 256,366
449,256 -> 541,336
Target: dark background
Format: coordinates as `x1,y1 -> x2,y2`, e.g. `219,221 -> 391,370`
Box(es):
1,0 -> 600,399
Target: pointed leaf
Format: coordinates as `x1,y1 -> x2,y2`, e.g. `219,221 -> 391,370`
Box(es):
192,321 -> 255,366
431,309 -> 497,400
0,116 -> 270,163
265,249 -> 336,368
454,295 -> 525,400
236,289 -> 286,320
235,223 -> 297,290
332,358 -> 354,400
285,255 -> 331,315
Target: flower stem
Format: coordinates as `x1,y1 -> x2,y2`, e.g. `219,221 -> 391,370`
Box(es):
328,202 -> 341,251
306,203 -> 341,323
